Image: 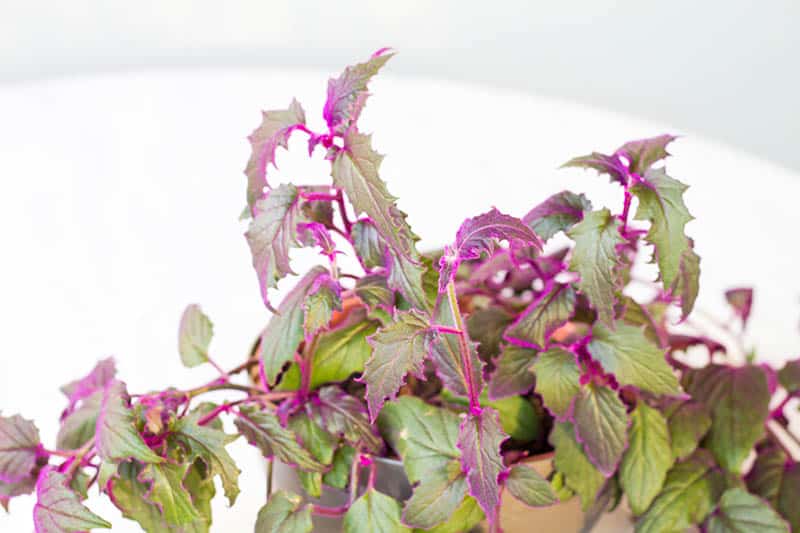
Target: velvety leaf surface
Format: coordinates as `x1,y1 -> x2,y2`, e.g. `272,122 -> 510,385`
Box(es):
531,347 -> 581,418
487,345 -> 537,400
33,468 -> 111,532
777,463 -> 800,531
550,421 -> 605,511
177,304 -> 213,368
777,359 -> 800,394
352,219 -> 387,270
573,383 -> 629,476
457,408 -> 507,523
386,248 -> 430,312
419,496 -> 483,533
139,462 -> 200,525
588,322 -> 681,395
616,134 -> 676,175
505,464 -> 557,507
260,266 -> 328,385
60,358 -> 116,407
56,391 -> 102,451
309,319 -> 377,389
429,298 -> 482,400
561,152 -> 628,186
322,445 -> 355,489
288,413 -> 336,498
620,402 -> 673,515
363,309 -> 432,421
402,460 -> 467,529
523,190 -> 592,240
670,246 -> 701,319
706,488 -> 788,533
343,488 -> 408,533
309,387 -> 382,453
255,490 -> 313,533
504,283 -> 576,350
662,400 -> 711,461
0,413 -> 40,485
302,274 -> 342,338
355,274 -> 394,310
96,380 -> 162,464
245,99 -> 306,210
684,365 -> 770,472
567,208 -> 624,325
746,445 -> 787,506
485,394 -> 541,443
466,306 -> 514,359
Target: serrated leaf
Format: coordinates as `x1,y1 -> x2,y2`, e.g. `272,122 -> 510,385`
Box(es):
183,461 -> 215,526
344,488 -> 408,533
0,413 -> 40,485
429,298 -> 483,399
234,405 -> 325,472
662,400 -> 711,461
363,309 -> 432,421
177,304 -> 213,368
96,380 -> 162,464
309,387 -> 382,453
466,306 -> 514,359
323,49 -> 393,135
378,397 -> 460,484
323,445 -> 355,489
505,464 -> 557,507
505,283 -> 576,350
260,266 -> 329,385
778,359 -> 800,394
245,99 -> 306,210
303,274 -> 342,338
458,407 -> 507,523
420,496 -> 484,533
621,402 -> 673,515
309,319 -> 378,389
386,248 -> 430,312
402,460 -> 467,529
139,462 -> 200,525
352,219 -> 387,270
33,468 -> 111,532
246,184 -> 303,308
684,365 -> 770,472
297,221 -> 336,257
487,345 -> 537,400
725,288 -> 754,327
669,245 -> 701,319
706,488 -> 788,533
561,152 -> 628,185
567,208 -> 624,325
550,421 -> 605,511
523,190 -> 592,240
573,383 -> 628,476
617,134 -> 676,175
60,358 -> 116,407
588,322 -> 681,395
531,347 -> 581,418
355,274 -> 394,310
255,490 -> 313,533
57,391 -> 102,451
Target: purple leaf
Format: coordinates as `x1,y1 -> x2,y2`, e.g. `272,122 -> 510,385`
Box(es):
725,287 -> 754,326
302,273 -> 342,338
309,387 -> 382,453
523,190 -> 592,240
487,345 -> 537,400
351,218 -> 387,270
323,49 -> 393,135
95,380 -> 163,464
244,99 -> 306,210
561,152 -> 628,186
60,358 -> 116,411
33,467 -> 111,532
504,283 -> 576,350
439,208 -> 541,293
615,134 -> 676,175
457,407 -> 507,524
297,222 -> 337,260
0,414 -> 40,485
573,383 -> 629,477
429,298 -> 483,399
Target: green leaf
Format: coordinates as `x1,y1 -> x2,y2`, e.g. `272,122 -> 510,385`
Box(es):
309,319 -> 378,389
288,412 -> 336,468
417,496 -> 484,533
567,208 -> 624,325
458,408 -> 507,522
706,488 -> 788,533
260,266 -> 329,385
504,464 -> 557,508
588,322 -> 681,395
0,413 -> 40,485
486,394 -> 542,443
355,274 -> 394,310
96,380 -> 163,464
550,421 -> 605,511
620,402 -> 673,515
429,297 -> 483,399
403,460 -> 467,529
139,462 -> 201,525
172,412 -> 241,505
662,400 -> 711,461
57,390 -> 102,450
635,450 -> 726,533
344,488 -> 409,533
378,397 -> 460,484
255,490 -> 313,533
505,283 -> 576,350
322,445 -> 355,490
487,345 -> 537,400
234,405 -> 325,472
177,304 -> 213,368
746,445 -> 786,506
309,387 -> 382,453
671,246 -> 701,319
352,219 -> 387,270
778,358 -> 800,394
631,168 -> 694,290
531,347 -> 581,418
466,306 -> 514,359
303,275 -> 342,338
363,309 -> 433,421
561,152 -> 627,185
183,461 -> 215,525
386,248 -> 430,312
684,365 -> 770,472
245,99 -> 306,210
573,383 -> 628,476
33,468 -> 111,532
617,134 -> 676,175
777,464 -> 800,531
523,190 -> 592,241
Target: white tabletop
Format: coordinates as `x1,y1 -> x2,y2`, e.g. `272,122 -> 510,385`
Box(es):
1,69 -> 798,531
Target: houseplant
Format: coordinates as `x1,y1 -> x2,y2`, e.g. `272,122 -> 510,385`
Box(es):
2,49 -> 799,533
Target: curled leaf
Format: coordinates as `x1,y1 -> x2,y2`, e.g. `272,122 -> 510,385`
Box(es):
95,380 -> 162,464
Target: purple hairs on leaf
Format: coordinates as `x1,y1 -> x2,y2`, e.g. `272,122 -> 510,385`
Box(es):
614,134 -> 677,175
725,288 -> 754,327
0,414 -> 40,485
457,408 -> 507,525
297,222 -> 338,260
60,358 -> 116,414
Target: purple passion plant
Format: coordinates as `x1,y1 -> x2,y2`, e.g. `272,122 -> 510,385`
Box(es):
2,50 -> 799,533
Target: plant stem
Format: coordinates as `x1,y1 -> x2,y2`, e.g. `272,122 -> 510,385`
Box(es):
65,440 -> 95,477
185,383 -> 265,399
445,279 -> 481,413
335,190 -> 353,234
349,452 -> 361,504
312,504 -> 349,517
206,356 -> 229,380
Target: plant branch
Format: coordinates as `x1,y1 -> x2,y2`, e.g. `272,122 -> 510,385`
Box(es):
445,279 -> 481,413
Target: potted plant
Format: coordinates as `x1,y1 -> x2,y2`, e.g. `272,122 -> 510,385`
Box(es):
2,50 -> 799,533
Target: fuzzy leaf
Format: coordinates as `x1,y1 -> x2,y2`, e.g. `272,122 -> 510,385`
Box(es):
323,49 -> 393,135
309,319 -> 378,389
60,358 -> 116,407
617,134 -> 676,175
352,219 -> 387,270
245,99 -> 306,210
706,488 -> 788,533
550,421 -> 605,511
505,464 -> 557,508
684,365 -> 770,472
363,309 -> 432,421
725,288 -> 754,327
588,322 -> 681,395
671,246 -> 701,319
505,283 -> 576,350
323,445 -> 355,490
297,221 -> 336,257
33,468 -> 111,532
57,391 -> 102,451
777,464 -> 800,530
386,248 -> 430,312
458,408 -> 507,523
303,274 -> 342,338
573,383 -> 628,476
662,400 -> 711,461
745,445 -> 786,507
309,387 -> 382,453
567,208 -> 624,325
139,462 -> 200,525
96,380 -> 162,464
355,274 -> 394,310
0,414 -> 40,485
466,307 -> 514,359
487,345 -> 537,400
429,298 -> 483,399
260,266 -> 328,385
561,151 -> 628,185
344,488 -> 408,533
288,413 -> 336,498
621,402 -> 673,515
421,497 -> 484,533
486,394 -> 542,443
523,190 -> 592,240
246,184 -> 303,308
778,358 -> 800,394
177,304 -> 213,368
255,490 -> 312,533
234,405 -> 325,472
531,347 -> 581,418
402,460 -> 467,529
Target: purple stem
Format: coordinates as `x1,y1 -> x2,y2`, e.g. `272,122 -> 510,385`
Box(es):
312,504 -> 349,517
335,190 -> 353,234
445,279 -> 482,414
